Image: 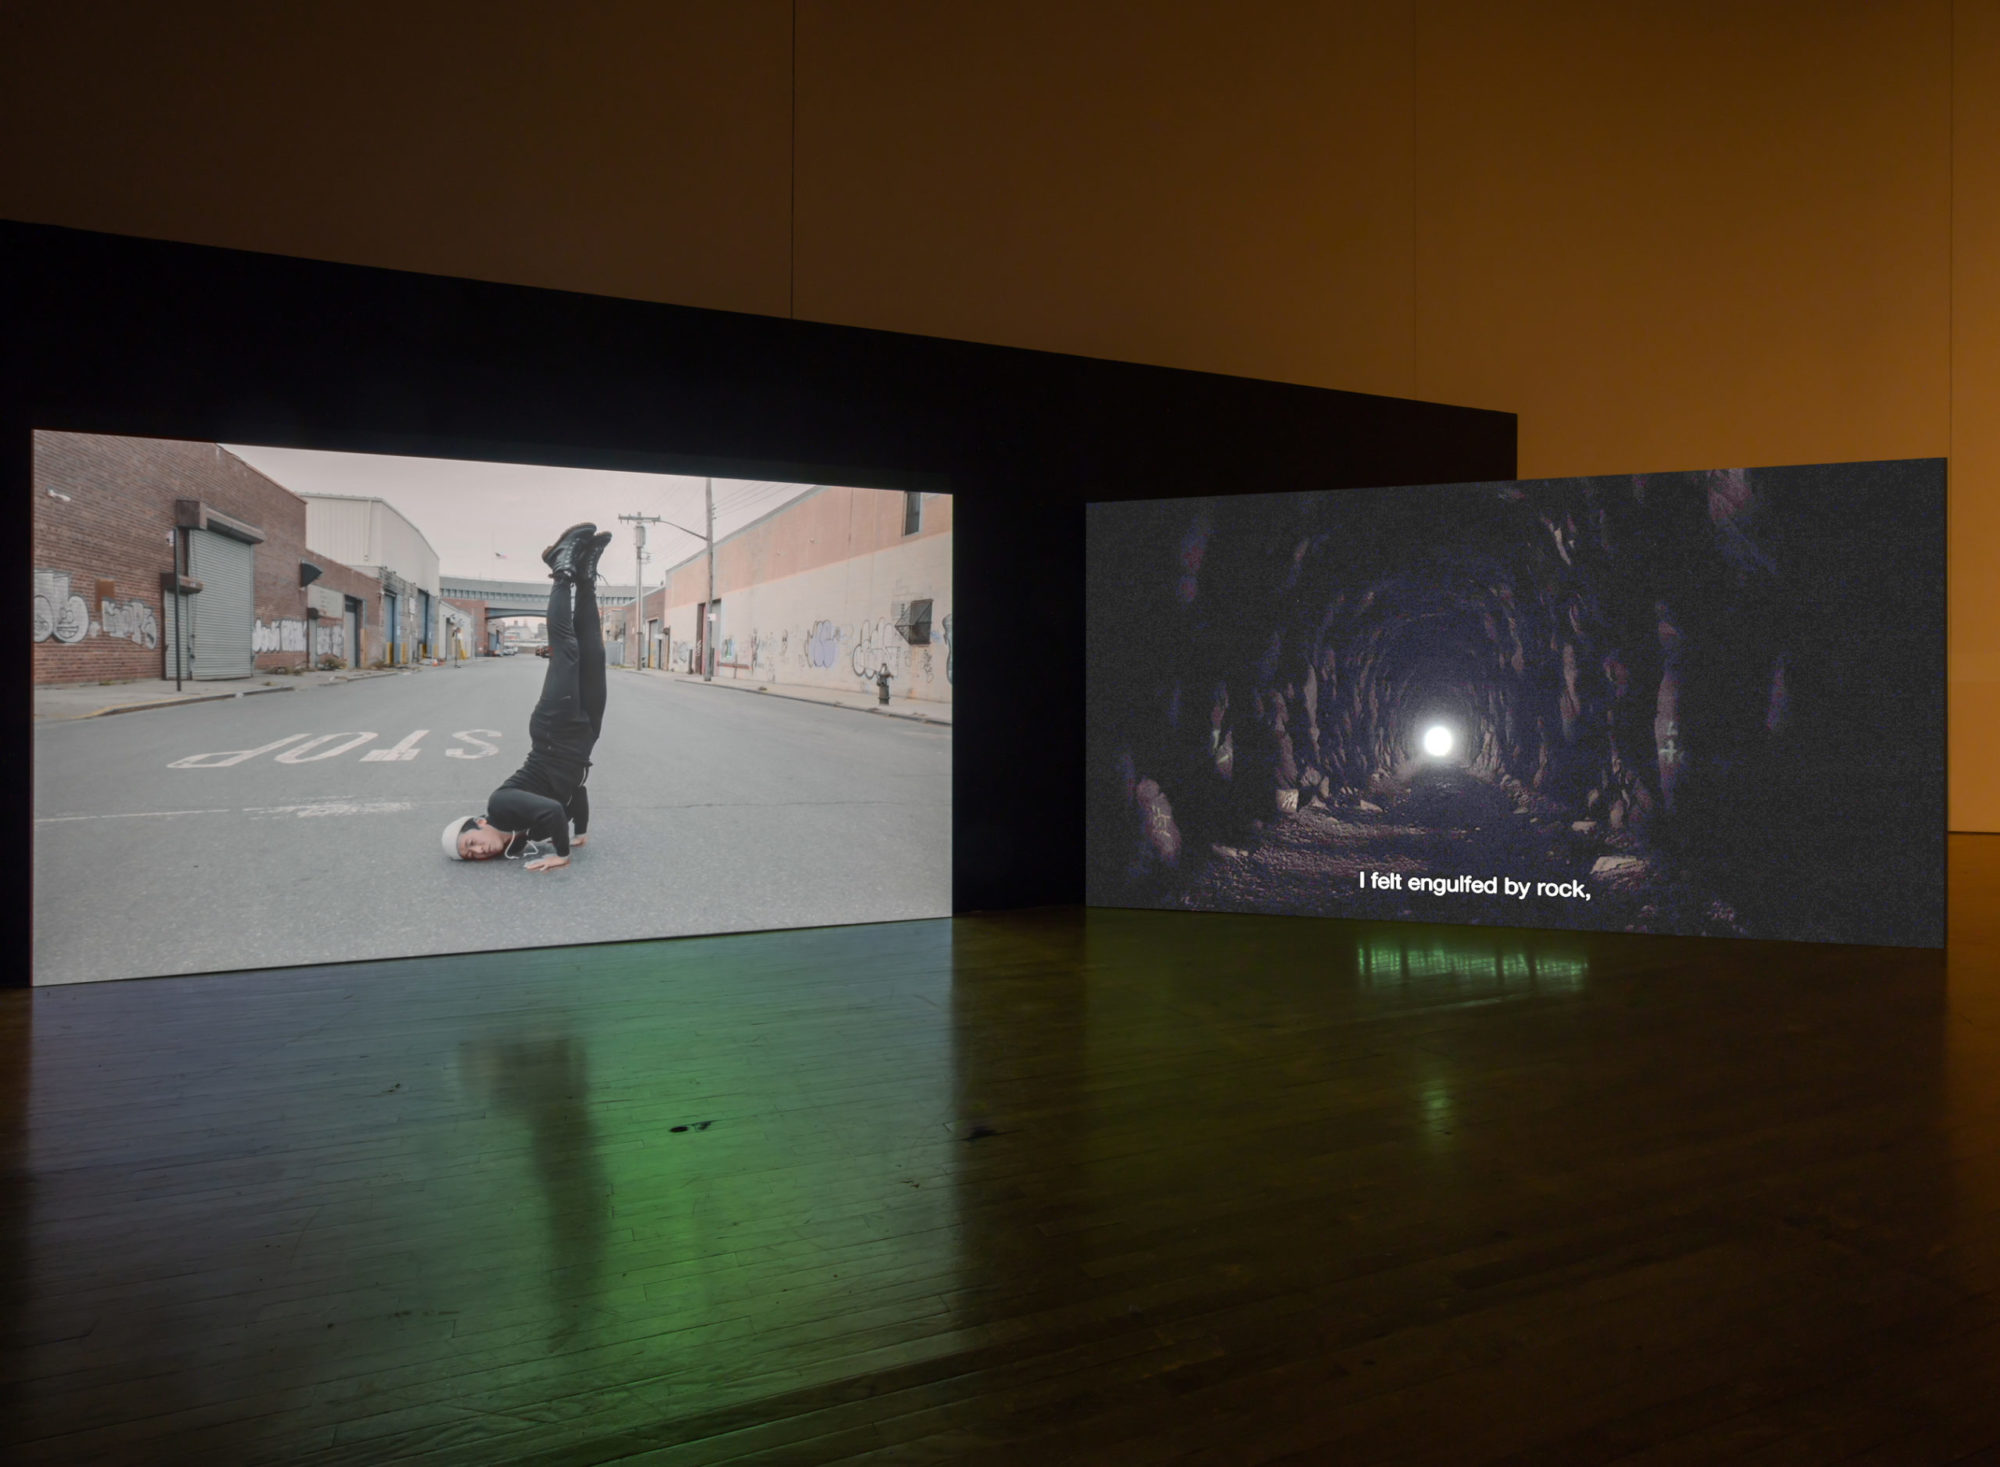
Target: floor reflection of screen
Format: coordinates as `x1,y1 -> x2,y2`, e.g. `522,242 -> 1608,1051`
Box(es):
1087,461 -> 1945,948
32,432 -> 953,984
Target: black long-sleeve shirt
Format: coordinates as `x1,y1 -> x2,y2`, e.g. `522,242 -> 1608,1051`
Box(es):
486,782 -> 589,858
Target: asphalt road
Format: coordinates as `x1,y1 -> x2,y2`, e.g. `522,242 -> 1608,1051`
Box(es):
33,659 -> 952,984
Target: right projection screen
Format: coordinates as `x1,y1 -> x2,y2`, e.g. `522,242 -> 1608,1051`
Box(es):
1086,460 -> 1946,948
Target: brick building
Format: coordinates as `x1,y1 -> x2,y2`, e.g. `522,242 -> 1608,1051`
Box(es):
441,597 -> 489,658
308,559 -> 390,669
32,431 -> 385,684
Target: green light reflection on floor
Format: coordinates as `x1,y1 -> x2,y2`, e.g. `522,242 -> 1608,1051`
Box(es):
1356,934 -> 1588,994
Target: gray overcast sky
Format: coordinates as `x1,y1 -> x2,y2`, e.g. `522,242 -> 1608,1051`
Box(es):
225,444 -> 822,583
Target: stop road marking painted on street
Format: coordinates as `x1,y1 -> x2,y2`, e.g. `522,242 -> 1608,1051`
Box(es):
168,730 -> 502,768
360,730 -> 428,762
168,733 -> 312,768
276,732 -> 378,763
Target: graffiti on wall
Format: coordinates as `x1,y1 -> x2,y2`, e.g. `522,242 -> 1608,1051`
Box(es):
727,609 -> 956,690
314,624 -> 346,658
649,605 -> 952,692
253,619 -> 309,653
850,617 -> 911,682
32,571 -> 92,645
33,571 -> 160,649
100,598 -> 159,648
804,619 -> 841,669
439,611 -> 470,659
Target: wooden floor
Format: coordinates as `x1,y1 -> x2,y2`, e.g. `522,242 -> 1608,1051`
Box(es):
5,839 -> 2000,1466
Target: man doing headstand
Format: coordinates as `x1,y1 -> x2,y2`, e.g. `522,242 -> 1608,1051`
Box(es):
442,522 -> 612,872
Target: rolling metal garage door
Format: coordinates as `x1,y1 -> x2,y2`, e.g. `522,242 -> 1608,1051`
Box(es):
186,528 -> 255,679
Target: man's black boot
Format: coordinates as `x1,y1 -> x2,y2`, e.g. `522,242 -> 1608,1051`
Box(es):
574,530 -> 615,583
541,523 -> 598,581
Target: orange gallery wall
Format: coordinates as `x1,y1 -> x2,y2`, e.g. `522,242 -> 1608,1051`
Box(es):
3,2 -> 1994,829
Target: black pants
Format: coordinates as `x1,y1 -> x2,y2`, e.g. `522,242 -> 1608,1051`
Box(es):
529,576 -> 605,763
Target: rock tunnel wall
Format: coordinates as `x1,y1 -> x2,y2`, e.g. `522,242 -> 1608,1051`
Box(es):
1086,461 -> 1946,947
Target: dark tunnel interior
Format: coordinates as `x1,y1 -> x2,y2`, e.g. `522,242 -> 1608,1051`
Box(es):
1086,462 -> 1946,947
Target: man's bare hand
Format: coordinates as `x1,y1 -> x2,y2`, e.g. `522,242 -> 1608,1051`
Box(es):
525,855 -> 571,872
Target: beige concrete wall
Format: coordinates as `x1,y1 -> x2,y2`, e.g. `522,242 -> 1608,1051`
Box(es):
656,487 -> 951,606
3,2 -> 1990,820
658,521 -> 952,705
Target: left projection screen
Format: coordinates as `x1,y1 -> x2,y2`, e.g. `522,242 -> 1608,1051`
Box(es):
31,432 -> 953,984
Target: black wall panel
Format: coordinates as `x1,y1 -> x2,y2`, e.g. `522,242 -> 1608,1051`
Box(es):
3,220 -> 1513,960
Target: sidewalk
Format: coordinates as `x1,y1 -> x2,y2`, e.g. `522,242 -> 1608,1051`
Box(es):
619,663 -> 953,726
33,663 -> 456,722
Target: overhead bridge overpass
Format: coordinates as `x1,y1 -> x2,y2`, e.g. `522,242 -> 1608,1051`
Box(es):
439,576 -> 642,620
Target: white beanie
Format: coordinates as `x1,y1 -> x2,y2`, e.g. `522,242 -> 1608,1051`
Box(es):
442,816 -> 478,860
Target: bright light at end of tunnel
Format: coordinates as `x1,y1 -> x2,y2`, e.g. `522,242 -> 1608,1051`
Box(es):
1422,724 -> 1454,758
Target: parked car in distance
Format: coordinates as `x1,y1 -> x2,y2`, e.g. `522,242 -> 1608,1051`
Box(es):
500,644 -> 518,656
534,645 -> 552,658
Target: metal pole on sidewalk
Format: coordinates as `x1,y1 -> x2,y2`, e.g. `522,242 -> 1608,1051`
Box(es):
617,512 -> 679,672
174,527 -> 186,692
705,478 -> 715,682
632,523 -> 645,669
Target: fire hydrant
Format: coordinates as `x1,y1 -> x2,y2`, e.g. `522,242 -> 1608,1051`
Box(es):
874,664 -> 894,705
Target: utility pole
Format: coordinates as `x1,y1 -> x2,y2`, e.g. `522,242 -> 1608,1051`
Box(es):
616,514 -> 663,669
633,522 -> 647,668
619,505 -> 708,673
716,485 -> 724,687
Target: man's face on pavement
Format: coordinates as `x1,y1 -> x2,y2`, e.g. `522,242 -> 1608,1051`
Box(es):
458,821 -> 511,861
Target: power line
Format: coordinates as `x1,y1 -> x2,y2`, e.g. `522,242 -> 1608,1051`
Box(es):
706,488 -> 766,516
711,480 -> 816,519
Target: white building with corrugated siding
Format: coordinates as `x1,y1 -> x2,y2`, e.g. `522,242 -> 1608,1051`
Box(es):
301,494 -> 443,664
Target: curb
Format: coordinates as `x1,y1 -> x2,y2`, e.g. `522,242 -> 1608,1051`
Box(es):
626,668 -> 952,727
43,666 -> 411,723
78,684 -> 299,719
